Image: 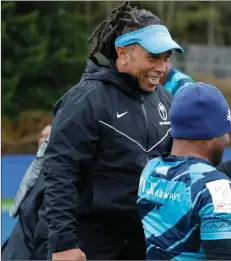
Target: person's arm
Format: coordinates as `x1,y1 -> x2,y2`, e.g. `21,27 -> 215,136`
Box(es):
10,135 -> 50,218
43,90 -> 99,258
198,178 -> 231,259
174,78 -> 194,95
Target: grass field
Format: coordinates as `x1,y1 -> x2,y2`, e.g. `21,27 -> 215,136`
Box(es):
2,198 -> 14,211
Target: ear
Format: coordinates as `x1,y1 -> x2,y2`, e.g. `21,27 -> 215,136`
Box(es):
116,46 -> 128,65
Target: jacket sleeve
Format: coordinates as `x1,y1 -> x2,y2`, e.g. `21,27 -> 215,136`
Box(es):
10,136 -> 49,218
42,91 -> 100,253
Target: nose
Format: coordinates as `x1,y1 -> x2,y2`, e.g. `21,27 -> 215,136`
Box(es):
155,58 -> 167,74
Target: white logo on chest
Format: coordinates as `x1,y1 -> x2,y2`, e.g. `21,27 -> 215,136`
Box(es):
158,103 -> 167,121
117,111 -> 128,118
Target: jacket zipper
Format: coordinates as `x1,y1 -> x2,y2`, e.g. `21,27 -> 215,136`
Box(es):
141,94 -> 149,152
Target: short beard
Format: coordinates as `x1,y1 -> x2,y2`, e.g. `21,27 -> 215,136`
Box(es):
210,148 -> 224,166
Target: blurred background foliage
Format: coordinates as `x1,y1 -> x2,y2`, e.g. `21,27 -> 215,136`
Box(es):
2,1 -> 231,153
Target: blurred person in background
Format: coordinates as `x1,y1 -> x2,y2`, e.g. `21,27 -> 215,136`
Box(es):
38,125 -> 51,148
160,59 -> 194,95
138,83 -> 231,260
2,125 -> 50,260
42,1 -> 185,260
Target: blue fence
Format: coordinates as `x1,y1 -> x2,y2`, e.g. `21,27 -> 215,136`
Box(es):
2,149 -> 231,198
2,212 -> 17,245
2,154 -> 35,198
1,149 -> 231,245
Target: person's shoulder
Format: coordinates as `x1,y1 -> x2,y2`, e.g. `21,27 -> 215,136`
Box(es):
191,161 -> 230,182
172,67 -> 193,82
73,78 -> 105,96
199,168 -> 231,193
206,169 -> 231,181
187,161 -> 230,193
192,167 -> 231,212
143,155 -> 185,178
52,81 -> 104,115
141,157 -> 162,178
63,79 -> 106,103
202,173 -> 231,207
197,175 -> 231,221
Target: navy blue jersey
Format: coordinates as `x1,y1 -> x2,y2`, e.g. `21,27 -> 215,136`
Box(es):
137,155 -> 231,260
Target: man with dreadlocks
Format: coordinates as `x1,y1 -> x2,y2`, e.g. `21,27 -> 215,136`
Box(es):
42,1 -> 184,260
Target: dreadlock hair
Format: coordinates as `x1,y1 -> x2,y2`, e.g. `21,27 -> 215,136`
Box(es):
88,1 -> 163,60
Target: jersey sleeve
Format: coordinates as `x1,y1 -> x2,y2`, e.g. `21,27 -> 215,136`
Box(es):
198,179 -> 231,241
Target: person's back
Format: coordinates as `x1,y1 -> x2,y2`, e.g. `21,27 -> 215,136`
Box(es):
138,155 -> 231,259
161,66 -> 193,96
138,82 -> 231,260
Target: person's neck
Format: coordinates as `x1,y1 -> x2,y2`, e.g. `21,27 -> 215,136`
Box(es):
171,139 -> 212,163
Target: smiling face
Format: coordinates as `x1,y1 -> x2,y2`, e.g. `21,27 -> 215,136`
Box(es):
116,44 -> 171,92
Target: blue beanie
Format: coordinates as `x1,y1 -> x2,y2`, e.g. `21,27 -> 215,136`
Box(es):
170,82 -> 231,139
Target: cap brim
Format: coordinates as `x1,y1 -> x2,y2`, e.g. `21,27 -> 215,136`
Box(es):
140,37 -> 184,54
115,25 -> 184,55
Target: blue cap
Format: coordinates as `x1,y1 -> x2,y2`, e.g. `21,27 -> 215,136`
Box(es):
170,82 -> 231,139
115,25 -> 184,54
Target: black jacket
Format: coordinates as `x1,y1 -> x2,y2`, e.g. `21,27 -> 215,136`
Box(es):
217,160 -> 231,179
2,173 -> 48,260
43,57 -> 173,252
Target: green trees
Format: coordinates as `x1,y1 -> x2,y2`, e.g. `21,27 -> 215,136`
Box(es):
2,1 -> 91,116
2,1 -> 231,117
2,1 -> 231,153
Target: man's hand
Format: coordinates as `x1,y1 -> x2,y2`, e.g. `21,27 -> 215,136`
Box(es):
52,248 -> 86,260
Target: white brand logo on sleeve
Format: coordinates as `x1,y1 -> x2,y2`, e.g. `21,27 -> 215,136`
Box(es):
206,179 -> 231,213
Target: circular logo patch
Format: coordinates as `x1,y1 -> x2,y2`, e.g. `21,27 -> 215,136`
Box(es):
158,103 -> 167,121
